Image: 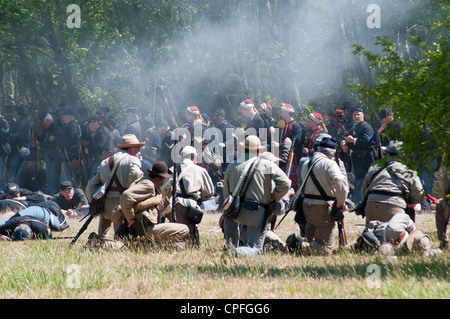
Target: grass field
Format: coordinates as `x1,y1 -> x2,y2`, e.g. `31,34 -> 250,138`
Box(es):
0,210 -> 448,300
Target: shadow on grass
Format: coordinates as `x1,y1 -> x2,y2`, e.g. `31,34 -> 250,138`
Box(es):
188,257 -> 449,280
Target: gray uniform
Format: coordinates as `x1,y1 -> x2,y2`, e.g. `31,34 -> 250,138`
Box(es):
300,152 -> 349,254
86,150 -> 143,237
223,154 -> 291,257
362,159 -> 423,223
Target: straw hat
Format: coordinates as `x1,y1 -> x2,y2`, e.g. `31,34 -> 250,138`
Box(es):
117,134 -> 145,149
240,135 -> 264,151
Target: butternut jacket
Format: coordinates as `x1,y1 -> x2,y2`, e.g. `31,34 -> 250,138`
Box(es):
86,150 -> 143,200
362,159 -> 423,209
301,152 -> 349,205
224,154 -> 291,205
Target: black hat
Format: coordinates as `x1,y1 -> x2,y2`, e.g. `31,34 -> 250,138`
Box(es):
147,161 -> 173,179
88,115 -> 100,123
352,106 -> 364,113
14,104 -> 26,116
379,108 -> 393,119
60,180 -> 73,190
5,183 -> 20,196
213,109 -> 225,117
100,105 -> 110,112
61,108 -> 76,116
156,119 -> 169,127
317,136 -> 338,149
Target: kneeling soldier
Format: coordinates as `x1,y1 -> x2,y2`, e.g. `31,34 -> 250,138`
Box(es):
115,161 -> 189,247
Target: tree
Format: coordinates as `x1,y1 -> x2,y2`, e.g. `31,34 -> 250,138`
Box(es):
349,19 -> 449,171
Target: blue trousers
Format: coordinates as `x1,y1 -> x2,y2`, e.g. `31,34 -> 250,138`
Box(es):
223,206 -> 267,257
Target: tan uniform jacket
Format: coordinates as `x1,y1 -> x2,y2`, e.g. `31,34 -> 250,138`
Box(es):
301,152 -> 349,205
224,154 -> 291,205
86,150 -> 143,201
362,160 -> 423,209
119,178 -> 167,225
174,158 -> 214,209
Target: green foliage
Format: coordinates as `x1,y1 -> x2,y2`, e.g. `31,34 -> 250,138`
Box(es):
349,18 -> 449,170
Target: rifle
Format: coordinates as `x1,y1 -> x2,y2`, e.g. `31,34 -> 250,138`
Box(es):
171,163 -> 177,222
330,201 -> 347,247
284,138 -> 297,177
70,214 -> 94,245
376,131 -> 384,160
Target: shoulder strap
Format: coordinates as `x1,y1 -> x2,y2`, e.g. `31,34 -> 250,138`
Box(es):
293,157 -> 323,199
239,158 -> 262,198
361,162 -> 392,200
309,165 -> 328,198
230,156 -> 259,197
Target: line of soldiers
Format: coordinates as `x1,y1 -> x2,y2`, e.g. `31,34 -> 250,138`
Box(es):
0,100 -> 447,256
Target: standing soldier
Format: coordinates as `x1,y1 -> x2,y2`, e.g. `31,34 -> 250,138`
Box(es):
361,141 -> 424,224
0,107 -> 10,191
86,134 -> 144,239
275,103 -> 303,189
86,115 -> 112,179
6,104 -> 30,184
59,108 -> 82,185
341,106 -> 376,203
156,120 -> 175,168
237,99 -> 266,139
296,136 -> 349,255
35,112 -> 62,195
124,107 -> 142,141
171,145 -> 214,245
435,172 -> 449,250
223,136 -> 291,257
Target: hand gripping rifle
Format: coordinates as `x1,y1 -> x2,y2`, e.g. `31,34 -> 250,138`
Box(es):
330,201 -> 348,247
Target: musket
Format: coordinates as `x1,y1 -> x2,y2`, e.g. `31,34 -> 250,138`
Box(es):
70,214 -> 94,245
171,163 -> 177,222
330,201 -> 347,247
376,131 -> 384,160
284,138 -> 297,178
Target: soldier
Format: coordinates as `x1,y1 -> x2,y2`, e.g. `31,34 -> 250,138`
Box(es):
86,134 -> 144,239
59,108 -> 82,184
361,141 -> 424,224
223,135 -> 291,257
17,156 -> 47,192
435,173 -> 449,250
295,136 -> 349,255
35,112 -> 61,195
302,112 -> 327,157
237,99 -> 266,138
275,103 -> 303,188
86,115 -> 112,178
354,213 -> 435,257
0,107 -> 10,191
115,161 -> 190,246
52,180 -> 90,217
156,120 -> 175,168
6,104 -> 30,184
211,109 -> 236,168
170,145 -> 214,245
124,107 -> 142,141
341,106 -> 376,203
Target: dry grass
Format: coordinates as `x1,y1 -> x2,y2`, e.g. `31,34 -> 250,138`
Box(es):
0,210 -> 448,299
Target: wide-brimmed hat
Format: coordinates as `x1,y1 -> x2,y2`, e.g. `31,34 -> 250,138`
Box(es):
180,145 -> 198,158
405,229 -> 431,252
240,135 -> 264,151
147,161 -> 173,179
117,134 -> 145,149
